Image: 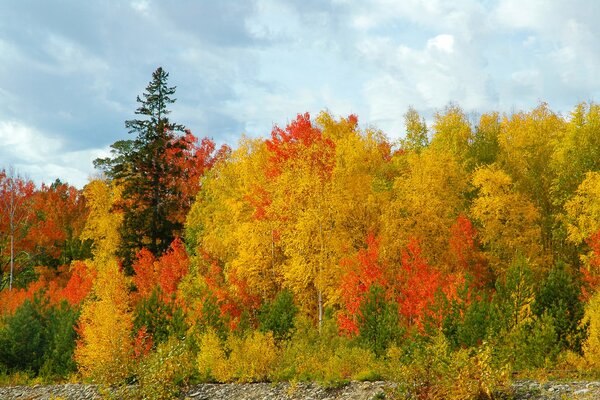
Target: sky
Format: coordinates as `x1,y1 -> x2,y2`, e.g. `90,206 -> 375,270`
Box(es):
1,0 -> 600,188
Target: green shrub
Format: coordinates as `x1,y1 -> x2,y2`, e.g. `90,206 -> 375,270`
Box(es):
134,337 -> 195,400
0,295 -> 79,379
259,289 -> 298,341
133,288 -> 187,347
533,261 -> 588,353
357,285 -> 401,357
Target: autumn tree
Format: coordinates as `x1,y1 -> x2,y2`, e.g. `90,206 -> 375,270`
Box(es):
471,165 -> 543,275
95,67 -> 225,269
400,106 -> 428,152
0,168 -> 35,290
497,103 -> 564,257
75,180 -> 133,382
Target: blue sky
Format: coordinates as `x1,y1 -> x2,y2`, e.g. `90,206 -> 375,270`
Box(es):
1,0 -> 600,187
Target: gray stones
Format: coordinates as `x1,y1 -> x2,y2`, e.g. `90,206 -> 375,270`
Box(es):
0,380 -> 599,399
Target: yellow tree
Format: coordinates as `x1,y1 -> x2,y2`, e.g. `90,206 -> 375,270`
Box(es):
564,172 -> 600,286
316,111 -> 392,307
75,180 -> 133,383
430,104 -> 473,164
497,104 -> 564,259
265,113 -> 337,327
381,147 -> 468,269
470,165 -> 543,276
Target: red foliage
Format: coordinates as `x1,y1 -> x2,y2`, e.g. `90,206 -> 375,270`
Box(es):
132,248 -> 159,302
60,261 -> 96,306
132,238 -> 190,303
582,230 -> 600,299
157,237 -> 189,297
265,112 -> 336,179
449,214 -> 490,288
397,238 -> 443,330
338,233 -> 387,336
133,326 -> 153,359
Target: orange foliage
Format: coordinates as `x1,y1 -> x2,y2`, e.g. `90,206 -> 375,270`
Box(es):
265,112 -> 335,179
397,239 -> 443,330
132,238 -> 190,303
338,233 -> 387,335
582,230 -> 600,299
60,261 -> 96,306
449,214 -> 490,287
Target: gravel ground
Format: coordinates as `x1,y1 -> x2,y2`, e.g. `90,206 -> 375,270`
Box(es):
1,380 -> 600,399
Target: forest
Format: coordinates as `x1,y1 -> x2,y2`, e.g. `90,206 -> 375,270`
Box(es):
1,67 -> 600,399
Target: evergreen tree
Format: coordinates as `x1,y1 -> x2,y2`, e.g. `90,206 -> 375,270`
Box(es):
95,67 -> 186,268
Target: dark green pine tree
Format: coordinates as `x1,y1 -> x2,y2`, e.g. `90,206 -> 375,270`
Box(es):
94,67 -> 186,269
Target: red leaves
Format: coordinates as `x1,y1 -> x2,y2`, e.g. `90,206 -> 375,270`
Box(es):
582,230 -> 600,299
265,112 -> 335,179
133,238 -> 190,303
61,261 -> 96,306
449,214 -> 490,287
338,233 -> 387,335
397,238 -> 442,330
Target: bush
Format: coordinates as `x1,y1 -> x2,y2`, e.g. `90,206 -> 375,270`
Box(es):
196,328 -> 229,382
273,315 -> 381,385
0,295 -> 79,379
226,331 -> 278,382
533,261 -> 587,353
357,285 -> 401,357
133,288 -> 187,347
135,337 -> 195,400
259,289 -> 298,341
386,332 -> 508,399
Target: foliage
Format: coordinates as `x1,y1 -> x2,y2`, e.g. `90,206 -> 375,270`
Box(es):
134,337 -> 194,400
532,261 -> 587,353
0,295 -> 78,379
386,332 -> 508,399
356,285 -> 400,357
259,289 -> 298,341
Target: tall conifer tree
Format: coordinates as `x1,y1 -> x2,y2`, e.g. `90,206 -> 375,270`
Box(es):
95,67 -> 186,268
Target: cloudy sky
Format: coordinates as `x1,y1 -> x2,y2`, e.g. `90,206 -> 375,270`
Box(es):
1,0 -> 600,187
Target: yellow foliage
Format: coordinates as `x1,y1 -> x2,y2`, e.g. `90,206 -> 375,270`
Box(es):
196,328 -> 229,382
471,165 -> 543,274
196,329 -> 279,383
80,179 -> 123,266
430,104 -> 472,161
564,171 -> 600,245
382,147 -> 467,267
582,290 -> 600,370
74,258 -> 133,383
226,331 -> 278,382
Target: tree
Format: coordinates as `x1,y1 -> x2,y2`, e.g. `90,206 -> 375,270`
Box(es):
470,165 -> 543,275
400,106 -> 428,152
0,167 -> 35,290
94,67 -> 187,267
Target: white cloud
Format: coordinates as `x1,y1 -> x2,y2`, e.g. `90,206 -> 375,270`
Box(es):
0,121 -> 109,187
426,34 -> 455,53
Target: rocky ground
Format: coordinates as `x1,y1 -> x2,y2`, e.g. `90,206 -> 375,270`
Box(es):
1,380 -> 600,399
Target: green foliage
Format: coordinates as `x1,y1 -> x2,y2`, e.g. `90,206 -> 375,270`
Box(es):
94,67 -> 186,268
443,288 -> 493,349
39,301 -> 80,379
133,289 -> 187,346
532,261 -> 588,353
259,289 -> 298,341
134,337 -> 194,400
494,313 -> 561,371
274,315 -> 380,385
386,332 -> 508,399
0,296 -> 78,379
357,285 -> 401,357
